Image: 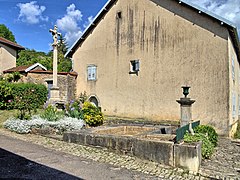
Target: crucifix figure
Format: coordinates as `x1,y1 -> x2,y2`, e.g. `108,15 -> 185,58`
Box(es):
49,25 -> 61,46
49,25 -> 61,103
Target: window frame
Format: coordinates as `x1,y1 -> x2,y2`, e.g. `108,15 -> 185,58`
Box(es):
129,60 -> 140,75
232,92 -> 236,118
87,65 -> 97,81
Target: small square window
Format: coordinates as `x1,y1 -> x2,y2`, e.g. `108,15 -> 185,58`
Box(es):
87,65 -> 97,81
117,11 -> 122,19
129,60 -> 140,75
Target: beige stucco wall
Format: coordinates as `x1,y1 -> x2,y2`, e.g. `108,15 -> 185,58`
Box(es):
0,43 -> 17,74
73,0 -> 231,135
228,34 -> 239,137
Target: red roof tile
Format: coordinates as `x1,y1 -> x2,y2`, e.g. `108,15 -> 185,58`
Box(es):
3,65 -> 32,73
0,37 -> 25,50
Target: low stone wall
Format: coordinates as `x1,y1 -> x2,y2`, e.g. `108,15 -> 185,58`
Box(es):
21,72 -> 77,102
63,128 -> 201,172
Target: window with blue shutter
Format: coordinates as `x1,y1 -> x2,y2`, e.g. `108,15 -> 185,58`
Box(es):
87,65 -> 97,81
129,60 -> 140,75
232,56 -> 235,81
232,92 -> 236,118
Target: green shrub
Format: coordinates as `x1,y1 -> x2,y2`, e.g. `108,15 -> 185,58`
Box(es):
0,81 -> 13,110
40,105 -> 64,121
82,101 -> 104,127
184,132 -> 215,159
9,83 -> 48,119
12,72 -> 21,82
79,91 -> 88,104
65,93 -> 104,127
194,125 -> 218,147
234,122 -> 240,139
65,99 -> 83,119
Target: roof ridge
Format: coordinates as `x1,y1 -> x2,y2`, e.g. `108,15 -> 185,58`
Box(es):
0,36 -> 25,50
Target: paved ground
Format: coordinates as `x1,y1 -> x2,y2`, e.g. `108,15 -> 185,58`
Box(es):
0,129 -> 240,179
200,138 -> 240,179
0,134 -> 158,179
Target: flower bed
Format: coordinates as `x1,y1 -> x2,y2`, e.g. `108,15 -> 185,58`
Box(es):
3,115 -> 85,134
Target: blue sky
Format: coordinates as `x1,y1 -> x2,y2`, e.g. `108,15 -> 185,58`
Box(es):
0,0 -> 239,53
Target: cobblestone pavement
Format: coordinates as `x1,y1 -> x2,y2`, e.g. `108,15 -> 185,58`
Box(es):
0,129 -> 239,179
200,138 -> 240,179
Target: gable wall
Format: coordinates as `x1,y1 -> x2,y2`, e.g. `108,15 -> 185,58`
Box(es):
0,43 -> 16,74
228,33 -> 240,136
73,0 -> 230,135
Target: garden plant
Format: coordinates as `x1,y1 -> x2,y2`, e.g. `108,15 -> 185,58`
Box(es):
184,124 -> 218,159
3,90 -> 104,134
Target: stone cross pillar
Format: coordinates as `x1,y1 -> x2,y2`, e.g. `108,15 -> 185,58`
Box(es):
49,25 -> 61,103
176,86 -> 195,134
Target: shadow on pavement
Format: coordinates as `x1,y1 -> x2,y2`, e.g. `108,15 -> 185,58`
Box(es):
0,148 -> 83,179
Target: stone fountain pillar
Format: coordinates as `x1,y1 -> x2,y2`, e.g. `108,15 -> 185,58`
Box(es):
176,86 -> 195,134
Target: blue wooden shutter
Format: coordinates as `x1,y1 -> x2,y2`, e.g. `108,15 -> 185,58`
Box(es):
232,92 -> 236,117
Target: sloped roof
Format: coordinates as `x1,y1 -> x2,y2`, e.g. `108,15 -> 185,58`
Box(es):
3,63 -> 47,73
0,37 -> 25,50
65,0 -> 240,60
3,65 -> 32,73
29,70 -> 78,77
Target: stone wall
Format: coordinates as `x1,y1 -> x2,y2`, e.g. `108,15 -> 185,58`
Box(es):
63,129 -> 201,172
21,72 -> 77,102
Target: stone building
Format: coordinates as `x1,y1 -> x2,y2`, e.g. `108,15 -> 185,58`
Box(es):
0,37 -> 24,74
4,63 -> 77,102
65,0 -> 240,136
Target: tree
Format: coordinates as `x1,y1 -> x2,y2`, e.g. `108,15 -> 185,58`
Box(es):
0,24 -> 16,42
17,49 -> 53,70
16,35 -> 72,72
57,35 -> 72,72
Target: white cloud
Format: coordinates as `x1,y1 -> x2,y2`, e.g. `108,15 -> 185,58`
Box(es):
83,16 -> 94,29
56,4 -> 94,47
17,1 -> 48,24
56,4 -> 83,47
185,0 -> 240,35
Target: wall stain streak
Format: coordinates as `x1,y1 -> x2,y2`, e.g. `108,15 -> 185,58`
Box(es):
160,18 -> 167,50
127,7 -> 134,54
116,13 -> 121,56
154,16 -> 160,57
140,11 -> 146,51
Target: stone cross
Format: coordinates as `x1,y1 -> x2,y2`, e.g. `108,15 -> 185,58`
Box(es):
49,25 -> 61,103
49,25 -> 61,46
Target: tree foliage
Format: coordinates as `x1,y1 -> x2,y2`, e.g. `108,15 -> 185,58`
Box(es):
17,49 -> 53,70
0,24 -> 16,42
17,36 -> 72,72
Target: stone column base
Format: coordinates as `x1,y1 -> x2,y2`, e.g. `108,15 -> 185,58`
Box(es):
49,86 -> 60,104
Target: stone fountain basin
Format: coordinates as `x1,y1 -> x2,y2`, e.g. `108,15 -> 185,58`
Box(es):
63,125 -> 175,165
63,124 -> 201,172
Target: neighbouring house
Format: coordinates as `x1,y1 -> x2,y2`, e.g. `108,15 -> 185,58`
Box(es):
0,37 -> 25,74
65,0 -> 240,136
4,63 -> 77,102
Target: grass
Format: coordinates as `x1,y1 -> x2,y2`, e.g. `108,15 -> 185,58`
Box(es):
0,110 -> 17,128
0,109 -> 44,128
